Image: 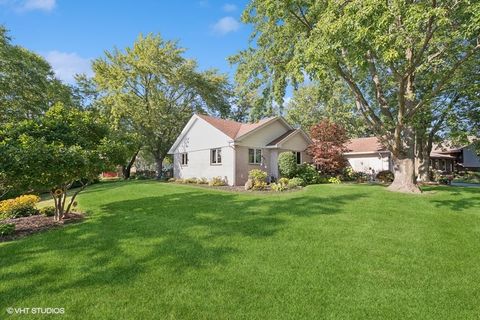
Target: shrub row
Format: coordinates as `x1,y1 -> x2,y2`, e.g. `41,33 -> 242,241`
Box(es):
168,177 -> 226,186
0,195 -> 40,219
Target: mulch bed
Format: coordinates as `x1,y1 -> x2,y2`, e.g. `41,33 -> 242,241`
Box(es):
0,212 -> 84,242
171,182 -> 303,194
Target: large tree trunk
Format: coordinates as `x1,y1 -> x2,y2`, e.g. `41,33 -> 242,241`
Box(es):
416,154 -> 431,182
388,155 -> 421,193
122,150 -> 139,179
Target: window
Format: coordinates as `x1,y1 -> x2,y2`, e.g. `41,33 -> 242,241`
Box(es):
249,148 -> 262,164
211,148 -> 222,164
181,153 -> 188,166
294,152 -> 301,164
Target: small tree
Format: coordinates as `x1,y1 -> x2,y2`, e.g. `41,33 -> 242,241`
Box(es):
278,152 -> 298,178
0,104 -> 113,220
308,120 -> 349,175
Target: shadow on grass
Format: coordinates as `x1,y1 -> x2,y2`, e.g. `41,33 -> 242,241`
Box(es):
0,187 -> 366,307
420,185 -> 480,211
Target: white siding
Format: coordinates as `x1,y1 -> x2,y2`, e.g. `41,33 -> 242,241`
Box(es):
172,118 -> 235,185
346,153 -> 391,173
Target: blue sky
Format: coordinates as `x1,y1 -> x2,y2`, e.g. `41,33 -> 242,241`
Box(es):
0,0 -> 252,83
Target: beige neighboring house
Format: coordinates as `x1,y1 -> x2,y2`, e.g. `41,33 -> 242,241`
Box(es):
168,114 -> 312,186
344,136 -> 480,174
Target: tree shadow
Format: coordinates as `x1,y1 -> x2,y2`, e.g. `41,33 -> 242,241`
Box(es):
0,187 -> 366,308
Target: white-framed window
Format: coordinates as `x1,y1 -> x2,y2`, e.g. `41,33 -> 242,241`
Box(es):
294,151 -> 301,164
248,148 -> 262,164
211,148 -> 222,165
181,153 -> 188,166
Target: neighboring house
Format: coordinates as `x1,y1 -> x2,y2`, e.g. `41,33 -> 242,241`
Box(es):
168,114 -> 312,186
344,137 -> 480,173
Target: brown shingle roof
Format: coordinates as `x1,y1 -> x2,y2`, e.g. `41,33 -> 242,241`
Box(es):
346,137 -> 387,153
266,130 -> 296,146
197,114 -> 275,139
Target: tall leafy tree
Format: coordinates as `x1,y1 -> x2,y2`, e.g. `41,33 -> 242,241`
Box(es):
0,104 -> 113,220
231,0 -> 480,193
285,81 -> 370,137
93,34 -> 232,177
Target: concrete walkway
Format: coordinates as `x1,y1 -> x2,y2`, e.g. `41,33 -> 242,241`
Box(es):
451,182 -> 480,188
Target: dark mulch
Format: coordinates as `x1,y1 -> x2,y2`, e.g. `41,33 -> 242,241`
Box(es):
0,212 -> 84,242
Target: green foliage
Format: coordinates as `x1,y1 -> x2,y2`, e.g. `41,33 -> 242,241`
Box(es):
271,177 -> 290,192
296,164 -> 323,185
0,195 -> 40,219
39,206 -> 55,217
0,223 -> 15,236
209,177 -> 227,186
278,152 -> 298,178
376,171 -> 394,184
328,177 -> 341,184
454,171 -> 480,184
248,169 -> 268,190
288,177 -> 305,188
196,178 -> 208,185
184,178 -> 198,184
92,33 -> 232,177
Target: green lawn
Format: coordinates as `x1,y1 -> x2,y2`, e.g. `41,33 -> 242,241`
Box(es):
1,181 -> 480,319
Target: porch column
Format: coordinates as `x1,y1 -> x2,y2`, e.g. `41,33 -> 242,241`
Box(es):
270,149 -> 279,180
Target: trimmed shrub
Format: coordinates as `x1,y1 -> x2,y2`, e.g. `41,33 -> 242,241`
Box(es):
296,164 -> 322,185
209,177 -> 227,186
0,223 -> 15,236
168,178 -> 176,182
376,170 -> 394,183
249,169 -> 268,190
328,177 -> 341,184
196,177 -> 208,184
288,177 -> 305,188
272,178 -> 290,192
184,177 -> 198,184
0,195 -> 40,219
39,206 -> 55,217
278,152 -> 298,178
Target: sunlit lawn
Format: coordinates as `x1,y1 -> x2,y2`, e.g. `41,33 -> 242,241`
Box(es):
1,181 -> 480,319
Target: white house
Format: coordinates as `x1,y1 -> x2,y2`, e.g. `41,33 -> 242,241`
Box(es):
168,114 -> 312,186
344,136 -> 480,174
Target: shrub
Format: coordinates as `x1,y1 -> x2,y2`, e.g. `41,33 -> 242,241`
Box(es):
0,223 -> 15,236
39,206 -> 55,217
249,169 -> 268,190
196,177 -> 208,184
278,152 -> 298,178
209,177 -> 226,186
296,164 -> 322,185
168,178 -> 176,182
376,170 -> 394,183
328,177 -> 341,184
271,182 -> 287,192
0,195 -> 40,219
184,177 -> 198,184
288,177 -> 305,188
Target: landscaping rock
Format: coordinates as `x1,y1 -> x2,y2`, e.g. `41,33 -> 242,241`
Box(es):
244,179 -> 253,190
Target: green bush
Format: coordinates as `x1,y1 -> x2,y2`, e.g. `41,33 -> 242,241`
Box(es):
278,152 -> 298,178
39,206 -> 55,217
249,169 -> 268,190
168,178 -> 176,182
0,195 -> 40,219
196,177 -> 208,184
209,177 -> 227,186
271,177 -> 290,192
184,177 -> 198,184
0,223 -> 15,236
328,177 -> 341,184
296,164 -> 322,185
376,170 -> 394,183
288,177 -> 305,188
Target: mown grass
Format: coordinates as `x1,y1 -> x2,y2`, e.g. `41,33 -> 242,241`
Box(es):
1,181 -> 480,319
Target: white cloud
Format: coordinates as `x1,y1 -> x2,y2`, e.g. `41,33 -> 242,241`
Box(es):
222,3 -> 237,12
44,51 -> 92,83
23,0 -> 55,11
212,16 -> 240,35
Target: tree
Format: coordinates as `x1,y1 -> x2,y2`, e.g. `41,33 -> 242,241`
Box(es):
231,0 -> 480,193
285,81 -> 370,137
92,34 -> 232,178
0,104 -> 112,220
0,26 -> 73,124
308,120 -> 349,175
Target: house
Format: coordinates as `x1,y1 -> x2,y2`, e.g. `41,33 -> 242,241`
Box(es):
168,114 -> 312,186
344,136 -> 480,173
